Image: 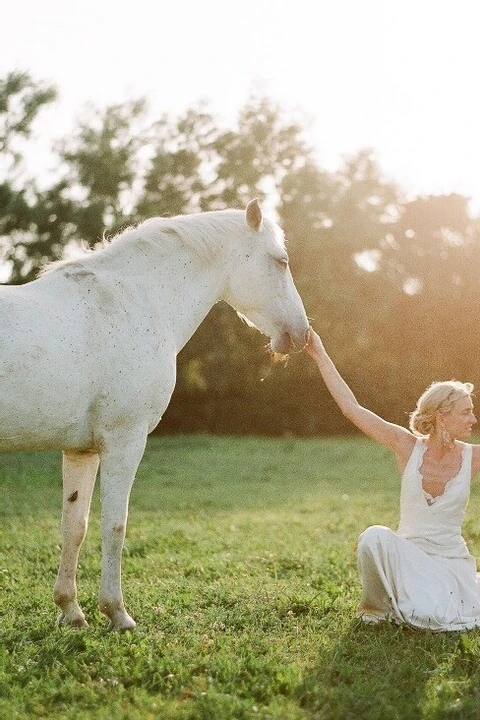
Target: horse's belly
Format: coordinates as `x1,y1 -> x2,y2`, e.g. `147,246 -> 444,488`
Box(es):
0,342 -> 95,451
0,419 -> 92,452
0,350 -> 175,452
0,372 -> 92,451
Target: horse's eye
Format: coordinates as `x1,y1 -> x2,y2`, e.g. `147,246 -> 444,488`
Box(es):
276,258 -> 289,269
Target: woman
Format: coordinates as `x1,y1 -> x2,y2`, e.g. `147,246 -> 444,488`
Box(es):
307,328 -> 480,632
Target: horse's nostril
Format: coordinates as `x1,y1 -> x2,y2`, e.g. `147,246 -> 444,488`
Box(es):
286,333 -> 296,351
282,332 -> 293,352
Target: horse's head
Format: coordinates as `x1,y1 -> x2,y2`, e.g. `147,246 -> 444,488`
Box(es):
225,199 -> 309,355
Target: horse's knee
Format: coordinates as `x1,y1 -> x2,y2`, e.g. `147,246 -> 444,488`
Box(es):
101,519 -> 127,538
61,516 -> 88,547
111,523 -> 126,535
102,522 -> 127,542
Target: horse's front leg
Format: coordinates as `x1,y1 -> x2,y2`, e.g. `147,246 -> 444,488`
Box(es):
98,427 -> 148,631
54,450 -> 99,627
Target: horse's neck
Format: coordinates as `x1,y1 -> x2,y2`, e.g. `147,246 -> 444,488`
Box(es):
164,261 -> 225,351
111,243 -> 227,351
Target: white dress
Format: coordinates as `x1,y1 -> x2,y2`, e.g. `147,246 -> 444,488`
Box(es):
357,439 -> 480,631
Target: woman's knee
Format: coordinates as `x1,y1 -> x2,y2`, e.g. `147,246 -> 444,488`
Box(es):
357,525 -> 393,553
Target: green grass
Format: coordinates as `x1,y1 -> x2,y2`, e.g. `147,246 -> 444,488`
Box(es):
2,435 -> 480,719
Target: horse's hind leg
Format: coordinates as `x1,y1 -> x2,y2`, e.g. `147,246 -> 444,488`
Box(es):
53,450 -> 99,627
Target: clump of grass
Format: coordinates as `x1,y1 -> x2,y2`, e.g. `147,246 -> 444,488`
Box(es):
2,435 -> 480,719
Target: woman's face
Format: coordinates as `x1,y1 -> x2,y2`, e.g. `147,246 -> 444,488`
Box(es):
443,395 -> 477,440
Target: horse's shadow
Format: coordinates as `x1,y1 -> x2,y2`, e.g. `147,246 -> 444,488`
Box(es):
297,618 -> 480,719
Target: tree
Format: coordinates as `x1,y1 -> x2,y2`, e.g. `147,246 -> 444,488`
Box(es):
0,71 -> 57,169
135,104 -> 217,219
376,193 -> 480,402
58,98 -> 149,244
0,71 -> 58,283
205,94 -> 311,210
3,94 -> 150,281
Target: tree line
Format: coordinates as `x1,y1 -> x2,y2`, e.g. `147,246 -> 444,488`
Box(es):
2,70 -> 480,436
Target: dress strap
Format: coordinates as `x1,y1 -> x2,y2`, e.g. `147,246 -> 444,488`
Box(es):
462,443 -> 473,476
402,438 -> 426,481
413,438 -> 427,465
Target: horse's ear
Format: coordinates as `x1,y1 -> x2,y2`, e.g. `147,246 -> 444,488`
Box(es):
246,199 -> 263,231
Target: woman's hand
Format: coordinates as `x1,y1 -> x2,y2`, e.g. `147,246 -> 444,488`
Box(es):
306,327 -> 325,359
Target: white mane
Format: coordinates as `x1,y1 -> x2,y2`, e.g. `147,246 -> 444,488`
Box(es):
40,208 -> 286,276
132,209 -> 252,262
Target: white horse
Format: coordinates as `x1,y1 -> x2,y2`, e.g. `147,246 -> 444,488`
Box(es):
0,199 -> 309,630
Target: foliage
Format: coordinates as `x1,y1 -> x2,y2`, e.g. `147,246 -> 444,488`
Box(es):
0,71 -> 59,281
0,70 -> 57,166
58,98 -> 149,242
3,436 -> 480,719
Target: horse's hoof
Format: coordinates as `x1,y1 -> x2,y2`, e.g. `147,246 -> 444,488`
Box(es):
100,600 -> 137,631
108,615 -> 137,633
108,620 -> 136,633
58,612 -> 88,628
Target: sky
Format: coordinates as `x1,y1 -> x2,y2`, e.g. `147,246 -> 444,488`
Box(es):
2,0 -> 480,212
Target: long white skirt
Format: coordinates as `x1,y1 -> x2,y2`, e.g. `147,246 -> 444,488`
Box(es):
357,525 -> 480,632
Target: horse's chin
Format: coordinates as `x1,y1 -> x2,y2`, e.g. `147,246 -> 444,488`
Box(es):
269,332 -> 292,365
270,351 -> 289,365
270,331 -> 293,355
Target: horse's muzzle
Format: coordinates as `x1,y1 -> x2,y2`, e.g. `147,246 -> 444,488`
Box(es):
271,328 -> 309,354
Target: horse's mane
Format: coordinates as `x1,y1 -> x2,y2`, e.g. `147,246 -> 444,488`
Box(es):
133,209 -> 258,262
40,208 -> 285,276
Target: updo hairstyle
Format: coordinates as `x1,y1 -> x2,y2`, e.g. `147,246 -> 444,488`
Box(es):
409,380 -> 474,437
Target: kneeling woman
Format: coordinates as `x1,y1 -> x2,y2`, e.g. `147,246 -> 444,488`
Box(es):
307,328 -> 480,632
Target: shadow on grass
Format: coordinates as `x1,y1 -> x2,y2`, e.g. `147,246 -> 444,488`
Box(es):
298,619 -> 480,720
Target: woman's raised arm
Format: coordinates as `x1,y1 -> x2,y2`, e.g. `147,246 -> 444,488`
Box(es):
307,329 -> 413,454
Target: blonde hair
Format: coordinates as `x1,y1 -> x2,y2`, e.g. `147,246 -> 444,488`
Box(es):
409,380 -> 474,437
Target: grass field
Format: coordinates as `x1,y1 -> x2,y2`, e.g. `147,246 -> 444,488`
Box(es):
3,435 -> 480,719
